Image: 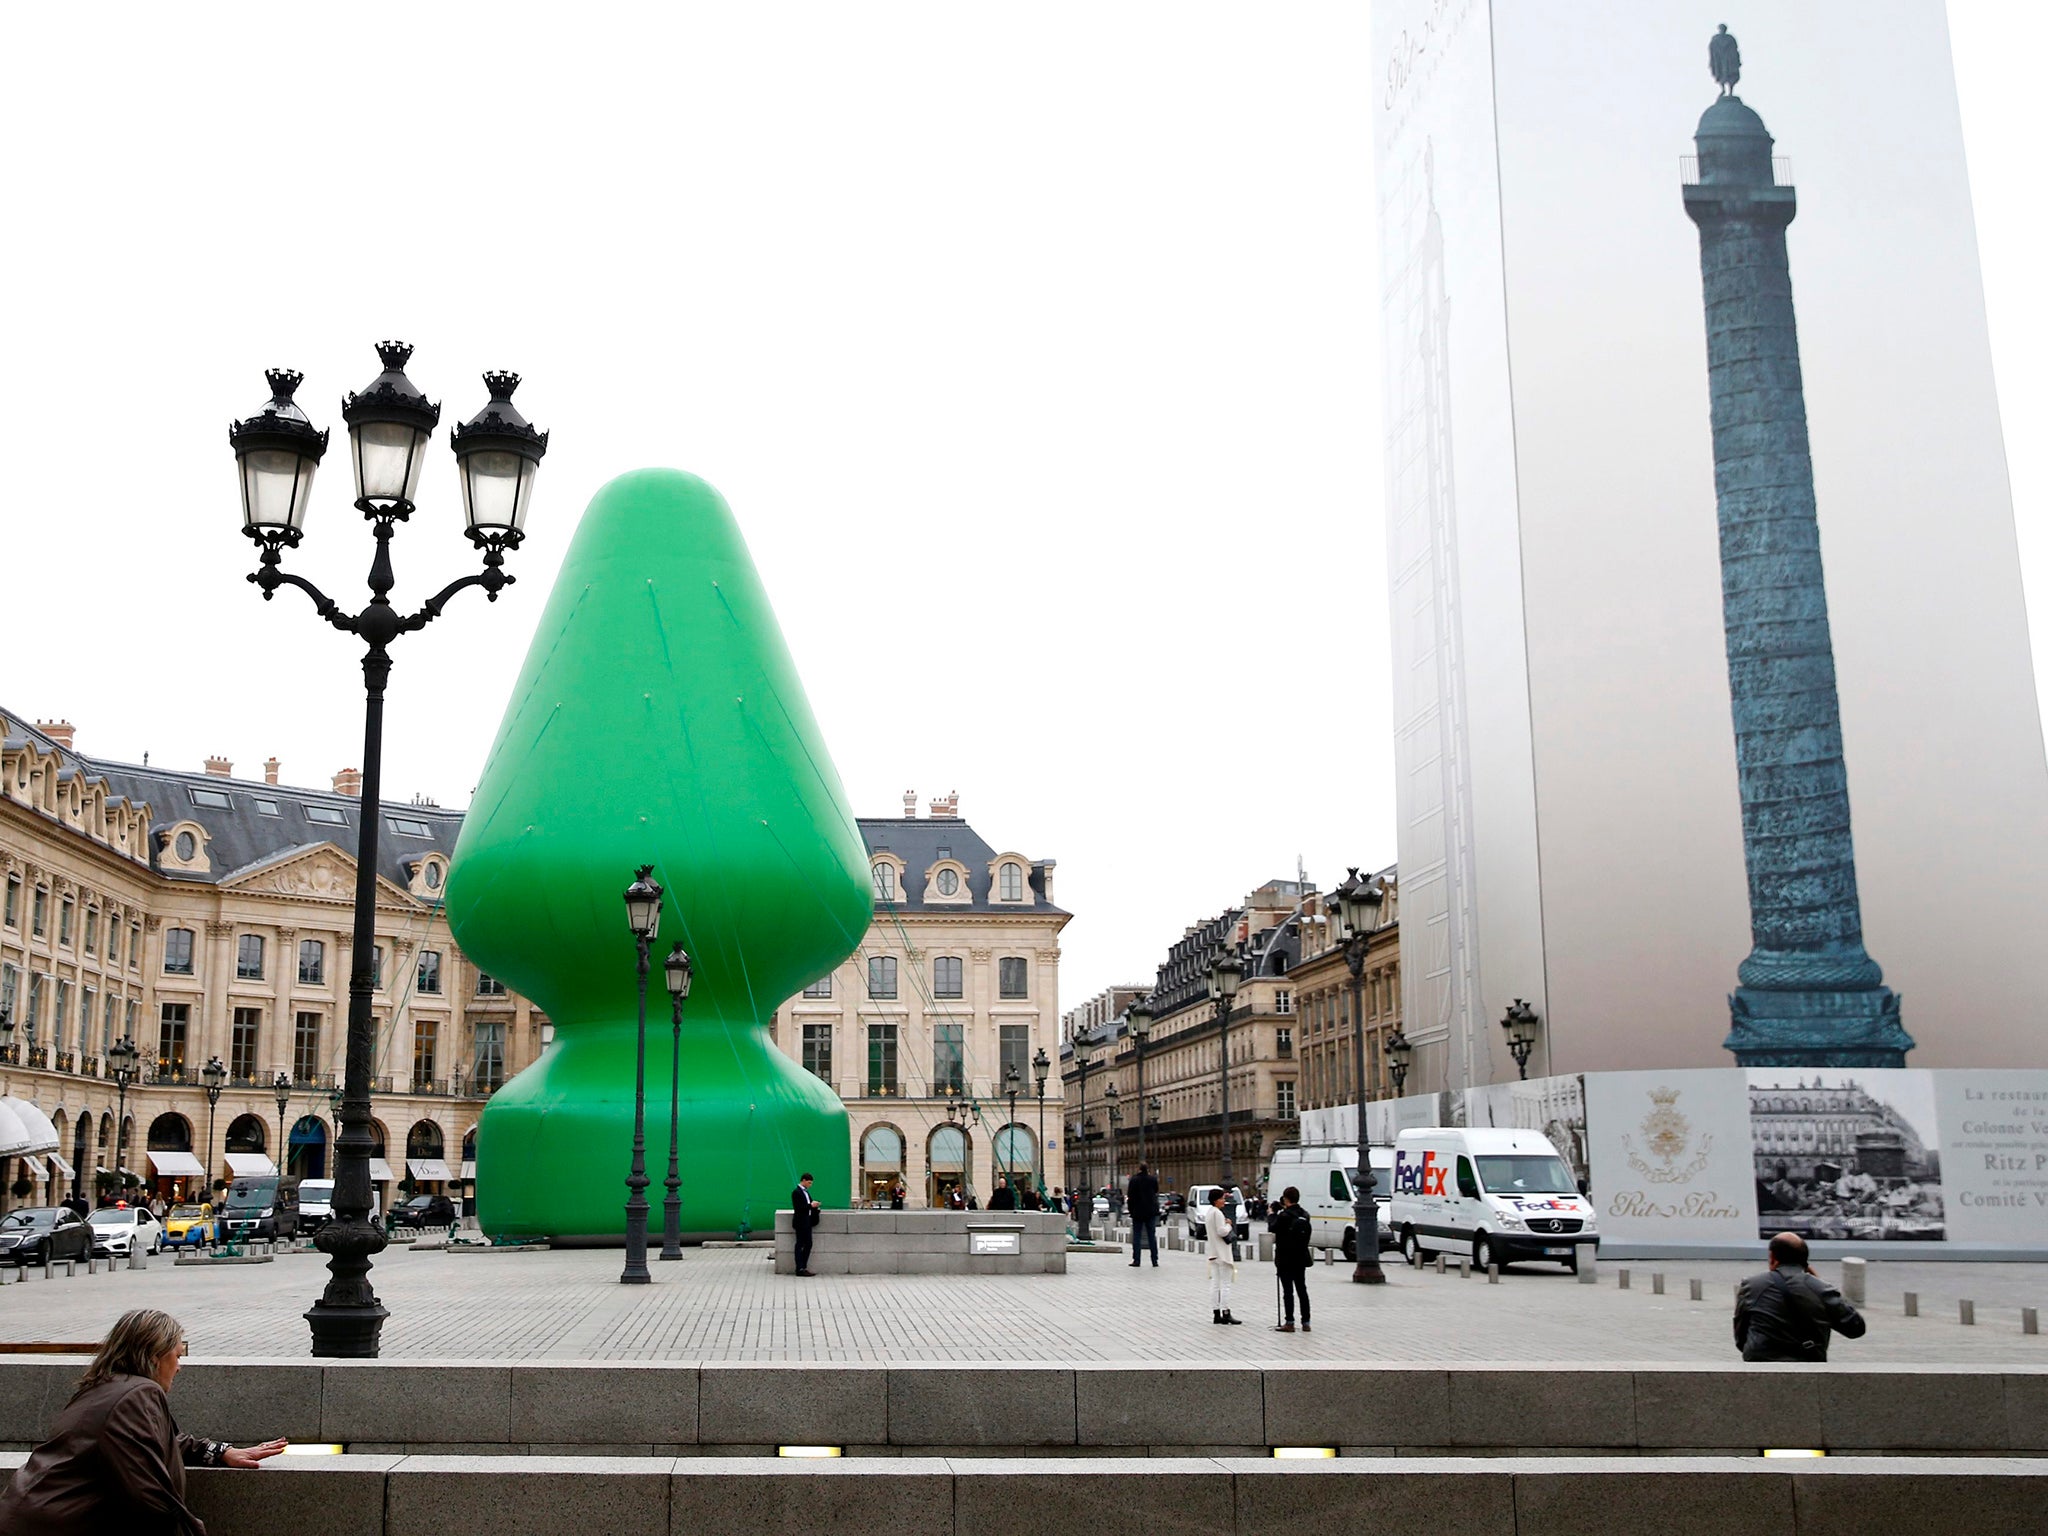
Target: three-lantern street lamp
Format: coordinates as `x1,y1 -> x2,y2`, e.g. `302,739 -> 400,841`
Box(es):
621,867 -> 664,1283
1501,1000 -> 1542,1081
201,1057 -> 227,1196
1003,1064 -> 1022,1196
1031,1046 -> 1050,1199
108,1037 -> 139,1201
1387,1030 -> 1413,1097
1206,951 -> 1245,1192
661,942 -> 693,1260
230,342 -> 546,1356
1102,1082 -> 1121,1202
1126,996 -> 1154,1167
272,1073 -> 293,1185
1330,867 -> 1389,1284
1070,1038 -> 1095,1241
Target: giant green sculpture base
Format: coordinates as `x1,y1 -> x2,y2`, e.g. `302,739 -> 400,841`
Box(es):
447,469 -> 870,1241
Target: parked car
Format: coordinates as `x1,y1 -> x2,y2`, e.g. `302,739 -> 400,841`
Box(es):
391,1194 -> 457,1229
296,1179 -> 335,1234
0,1207 -> 95,1266
220,1175 -> 301,1242
1389,1127 -> 1598,1274
87,1205 -> 165,1259
1266,1143 -> 1397,1259
162,1205 -> 217,1248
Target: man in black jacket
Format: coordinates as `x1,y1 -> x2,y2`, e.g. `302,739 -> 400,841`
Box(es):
1270,1186 -> 1314,1332
1125,1163 -> 1160,1268
1733,1232 -> 1867,1361
790,1173 -> 820,1277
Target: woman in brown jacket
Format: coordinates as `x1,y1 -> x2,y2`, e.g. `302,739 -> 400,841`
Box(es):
0,1308 -> 286,1533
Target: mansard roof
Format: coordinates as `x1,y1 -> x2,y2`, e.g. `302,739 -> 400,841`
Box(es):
857,815 -> 1067,918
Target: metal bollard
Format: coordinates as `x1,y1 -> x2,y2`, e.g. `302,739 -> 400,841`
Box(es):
2025,1308 -> 2039,1337
1618,1268 -> 1631,1290
1840,1255 -> 1867,1305
1689,1278 -> 1703,1302
1487,1264 -> 1500,1284
43,1258 -> 54,1280
130,1249 -> 147,1271
1577,1256 -> 1597,1285
1652,1273 -> 1665,1296
61,1260 -> 76,1278
1960,1300 -> 1975,1326
1458,1257 -> 1470,1279
1434,1254 -> 1446,1275
1904,1291 -> 1918,1317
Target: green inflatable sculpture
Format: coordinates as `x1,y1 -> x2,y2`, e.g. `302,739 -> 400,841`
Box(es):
445,468 -> 870,1241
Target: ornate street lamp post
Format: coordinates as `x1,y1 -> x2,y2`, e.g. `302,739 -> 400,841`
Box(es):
1102,1082 -> 1120,1207
1501,1000 -> 1541,1081
620,867 -> 665,1283
108,1037 -> 138,1203
1002,1064 -> 1021,1197
1126,997 -> 1153,1167
1070,1038 -> 1094,1242
1031,1046 -> 1050,1200
272,1072 -> 293,1183
661,942 -> 693,1259
1387,1031 -> 1413,1098
1206,951 -> 1245,1192
230,343 -> 545,1356
1330,867 -> 1388,1284
201,1056 -> 227,1195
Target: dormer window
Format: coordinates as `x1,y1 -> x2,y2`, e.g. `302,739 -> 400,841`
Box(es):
936,868 -> 958,897
999,862 -> 1024,902
871,860 -> 899,902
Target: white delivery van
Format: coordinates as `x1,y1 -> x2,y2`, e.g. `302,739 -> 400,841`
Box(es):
1389,1128 -> 1597,1273
1266,1144 -> 1396,1259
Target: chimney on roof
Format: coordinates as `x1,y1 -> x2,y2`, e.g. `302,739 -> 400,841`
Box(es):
264,757 -> 280,786
333,767 -> 363,797
35,720 -> 75,750
205,756 -> 233,777
928,791 -> 958,819
903,789 -> 917,818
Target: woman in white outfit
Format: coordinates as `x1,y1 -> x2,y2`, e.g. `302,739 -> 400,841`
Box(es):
1205,1188 -> 1241,1324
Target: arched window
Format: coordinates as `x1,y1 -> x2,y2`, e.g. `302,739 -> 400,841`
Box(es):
928,1125 -> 966,1172
999,862 -> 1023,901
224,1114 -> 268,1153
994,1124 -> 1036,1177
872,862 -> 897,902
288,1116 -> 328,1178
147,1112 -> 192,1151
861,1125 -> 903,1168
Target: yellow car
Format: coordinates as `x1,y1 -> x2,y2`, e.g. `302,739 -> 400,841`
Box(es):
163,1205 -> 217,1248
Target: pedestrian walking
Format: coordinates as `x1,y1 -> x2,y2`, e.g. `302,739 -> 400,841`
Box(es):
1126,1162 -> 1160,1268
1205,1187 -> 1241,1324
1269,1186 -> 1312,1332
790,1172 -> 820,1277
1733,1232 -> 1866,1361
988,1177 -> 1016,1211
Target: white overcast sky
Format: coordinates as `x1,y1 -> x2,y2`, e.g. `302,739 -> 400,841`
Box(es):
2,5 -> 2041,1010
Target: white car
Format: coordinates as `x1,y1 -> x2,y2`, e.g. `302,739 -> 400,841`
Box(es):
87,1206 -> 164,1258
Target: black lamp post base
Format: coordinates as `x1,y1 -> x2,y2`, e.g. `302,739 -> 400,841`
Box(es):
1351,1260 -> 1388,1284
620,1271 -> 652,1285
304,1300 -> 390,1358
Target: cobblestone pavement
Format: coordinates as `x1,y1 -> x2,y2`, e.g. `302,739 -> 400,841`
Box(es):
2,1243 -> 2042,1363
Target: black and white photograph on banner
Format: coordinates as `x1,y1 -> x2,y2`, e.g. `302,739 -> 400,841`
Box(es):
1747,1069 -> 1944,1241
1461,1076 -> 1590,1188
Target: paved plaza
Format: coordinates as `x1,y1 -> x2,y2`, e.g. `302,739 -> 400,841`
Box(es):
3,1242 -> 2041,1364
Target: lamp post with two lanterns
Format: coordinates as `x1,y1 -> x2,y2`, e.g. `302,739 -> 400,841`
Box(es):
1206,952 -> 1245,1192
1501,1000 -> 1542,1081
620,868 -> 665,1283
1125,997 -> 1154,1168
661,942 -> 694,1260
1031,1046 -> 1050,1201
108,1037 -> 139,1203
200,1057 -> 226,1197
1069,1038 -> 1095,1242
230,342 -> 547,1354
1329,867 -> 1389,1283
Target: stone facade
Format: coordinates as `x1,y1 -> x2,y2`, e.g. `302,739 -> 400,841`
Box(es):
769,793 -> 1068,1205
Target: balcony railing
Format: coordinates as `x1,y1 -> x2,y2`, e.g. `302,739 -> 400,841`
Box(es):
1679,154 -> 1794,186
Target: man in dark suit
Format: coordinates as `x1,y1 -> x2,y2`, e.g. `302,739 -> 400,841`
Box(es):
1734,1231 -> 1866,1361
791,1172 -> 820,1276
1126,1162 -> 1160,1268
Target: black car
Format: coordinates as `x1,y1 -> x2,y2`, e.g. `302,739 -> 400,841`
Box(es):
391,1194 -> 457,1229
0,1207 -> 94,1266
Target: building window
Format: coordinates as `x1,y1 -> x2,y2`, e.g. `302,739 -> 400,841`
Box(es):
998,957 -> 1028,999
83,909 -> 97,954
253,798 -> 281,816
867,1023 -> 899,1096
125,998 -> 137,1036
158,1003 -> 190,1077
1276,1026 -> 1293,1057
1277,1079 -> 1297,1118
306,805 -> 347,826
417,950 -> 443,995
802,1022 -> 832,1083
26,973 -> 44,1032
472,1019 -> 505,1093
293,1012 -> 322,1081
867,956 -> 898,1000
129,924 -> 140,970
933,956 -> 964,999
32,886 -> 48,938
476,972 -> 507,997
103,993 -> 118,1051
231,1008 -> 261,1080
80,986 -> 95,1050
174,832 -> 197,861
935,867 -> 959,897
0,965 -> 16,1022
412,1019 -> 439,1091
163,927 -> 196,975
237,934 -> 265,980
3,873 -> 17,928
1275,989 -> 1292,1015
999,1023 -> 1030,1088
933,1022 -> 964,1097
56,981 -> 73,1049
299,939 -> 325,986
58,897 -> 74,947
872,861 -> 897,902
999,862 -> 1023,901
800,975 -> 832,1000
190,788 -> 233,810
390,817 -> 432,838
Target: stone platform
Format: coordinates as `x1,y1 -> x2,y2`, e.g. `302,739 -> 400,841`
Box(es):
772,1210 -> 1068,1275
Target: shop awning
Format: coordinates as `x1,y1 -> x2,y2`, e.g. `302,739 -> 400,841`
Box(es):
368,1158 -> 395,1183
0,1100 -> 32,1158
0,1096 -> 58,1155
225,1152 -> 276,1177
49,1152 -> 76,1179
147,1150 -> 207,1178
406,1158 -> 454,1182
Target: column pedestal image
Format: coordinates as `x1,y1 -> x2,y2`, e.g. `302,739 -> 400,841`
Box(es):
446,469 -> 870,1239
1681,43 -> 1912,1069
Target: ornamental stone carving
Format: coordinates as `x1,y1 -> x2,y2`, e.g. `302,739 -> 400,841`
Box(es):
205,921 -> 236,938
144,915 -> 164,933
969,947 -> 992,963
275,927 -> 298,943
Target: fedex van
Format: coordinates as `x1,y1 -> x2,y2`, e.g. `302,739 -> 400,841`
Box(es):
1389,1128 -> 1596,1273
1266,1144 -> 1396,1260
